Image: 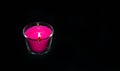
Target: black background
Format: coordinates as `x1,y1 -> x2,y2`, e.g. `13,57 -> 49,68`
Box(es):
2,6 -> 112,71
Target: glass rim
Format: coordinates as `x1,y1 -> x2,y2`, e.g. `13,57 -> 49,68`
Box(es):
23,22 -> 54,41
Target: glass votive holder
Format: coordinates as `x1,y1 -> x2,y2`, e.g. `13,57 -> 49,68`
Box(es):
23,22 -> 54,55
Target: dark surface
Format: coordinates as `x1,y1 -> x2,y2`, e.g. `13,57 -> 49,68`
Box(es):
2,7 -> 112,71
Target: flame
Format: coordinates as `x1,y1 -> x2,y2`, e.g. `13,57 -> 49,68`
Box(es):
38,32 -> 41,37
38,32 -> 41,41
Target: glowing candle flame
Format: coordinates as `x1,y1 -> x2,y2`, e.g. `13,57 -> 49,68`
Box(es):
38,32 -> 41,38
38,32 -> 41,41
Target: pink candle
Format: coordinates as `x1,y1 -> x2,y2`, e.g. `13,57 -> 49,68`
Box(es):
24,23 -> 53,53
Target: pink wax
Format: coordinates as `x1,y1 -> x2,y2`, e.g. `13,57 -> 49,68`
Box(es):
25,25 -> 52,53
